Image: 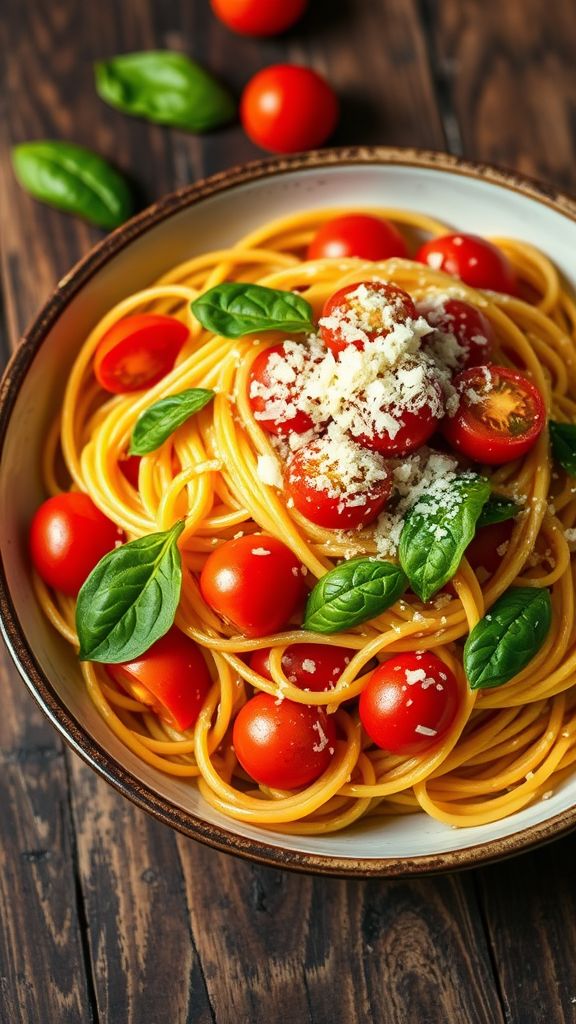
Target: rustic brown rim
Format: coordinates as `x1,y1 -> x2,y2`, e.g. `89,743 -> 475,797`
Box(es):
2,146 -> 576,878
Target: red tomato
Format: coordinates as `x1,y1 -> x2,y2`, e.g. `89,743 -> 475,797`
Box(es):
232,693 -> 337,788
119,454 -> 141,489
200,535 -> 305,637
351,373 -> 443,457
307,214 -> 408,262
416,233 -> 517,295
319,281 -> 417,354
250,643 -> 355,692
30,492 -> 122,596
108,628 -> 212,732
285,439 -> 391,529
465,519 -> 515,577
94,314 -> 188,394
210,0 -> 307,35
248,343 -> 315,436
359,652 -> 459,755
442,365 -> 545,464
240,65 -> 339,154
423,298 -> 495,369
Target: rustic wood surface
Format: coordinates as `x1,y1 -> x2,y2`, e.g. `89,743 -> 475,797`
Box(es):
1,1 -> 576,1021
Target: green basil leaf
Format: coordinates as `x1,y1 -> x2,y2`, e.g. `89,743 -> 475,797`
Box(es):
95,51 -> 235,132
191,283 -> 314,338
303,558 -> 407,634
399,474 -> 491,602
476,494 -> 521,528
464,586 -> 552,690
76,520 -> 184,663
11,141 -> 133,229
549,420 -> 576,477
130,388 -> 215,456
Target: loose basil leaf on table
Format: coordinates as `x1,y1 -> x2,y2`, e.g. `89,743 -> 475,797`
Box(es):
95,51 -> 235,132
130,388 -> 215,455
549,420 -> 576,477
476,494 -> 521,528
11,141 -> 133,229
464,586 -> 552,690
191,283 -> 315,338
399,474 -> 491,603
303,558 -> 407,634
76,520 -> 184,663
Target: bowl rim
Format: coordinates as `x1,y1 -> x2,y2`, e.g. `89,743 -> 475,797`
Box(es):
2,144 -> 576,878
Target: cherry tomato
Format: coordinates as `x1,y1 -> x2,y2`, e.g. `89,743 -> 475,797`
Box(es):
108,628 -> 211,732
94,314 -> 188,394
119,454 -> 141,489
240,65 -> 339,154
442,365 -> 545,464
307,214 -> 408,262
319,281 -> 417,355
416,233 -> 517,295
30,492 -> 122,596
465,519 -> 515,577
351,371 -> 443,457
423,298 -> 495,369
250,643 -> 355,692
285,439 -> 391,529
200,535 -> 305,637
359,652 -> 459,755
211,0 -> 307,35
233,693 -> 337,788
248,343 -> 315,436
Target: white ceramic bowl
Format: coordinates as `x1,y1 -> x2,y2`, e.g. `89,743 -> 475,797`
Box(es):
2,147 -> 576,876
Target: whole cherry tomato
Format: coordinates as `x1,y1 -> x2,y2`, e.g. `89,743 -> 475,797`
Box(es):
250,643 -> 355,692
240,65 -> 339,154
248,343 -> 316,436
416,233 -> 517,294
285,439 -> 391,529
422,298 -> 495,369
200,535 -> 305,637
442,365 -> 545,464
308,214 -> 408,262
108,627 -> 212,732
233,693 -> 337,788
210,0 -> 307,36
94,314 -> 188,394
319,281 -> 417,354
359,652 -> 460,755
30,492 -> 122,596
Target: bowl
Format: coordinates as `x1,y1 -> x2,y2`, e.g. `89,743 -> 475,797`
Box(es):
2,146 -> 576,877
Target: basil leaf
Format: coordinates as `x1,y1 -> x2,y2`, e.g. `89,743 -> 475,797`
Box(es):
130,388 -> 215,456
191,283 -> 314,338
76,520 -> 184,663
464,586 -> 552,690
303,558 -> 407,634
399,474 -> 491,602
549,420 -> 576,477
95,51 -> 235,132
476,494 -> 521,528
11,141 -> 133,229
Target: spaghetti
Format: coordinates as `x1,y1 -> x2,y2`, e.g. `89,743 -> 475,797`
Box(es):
32,207 -> 576,834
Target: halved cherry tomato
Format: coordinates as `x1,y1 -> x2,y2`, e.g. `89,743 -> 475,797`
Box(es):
319,281 -> 417,354
211,0 -> 307,36
200,535 -> 305,637
351,370 -> 443,457
308,214 -> 408,262
416,233 -> 517,295
30,492 -> 122,596
422,298 -> 495,369
250,643 -> 355,692
465,518 -> 515,577
285,439 -> 391,529
240,65 -> 339,154
248,343 -> 316,436
442,365 -> 545,464
232,693 -> 337,788
359,651 -> 459,755
119,454 -> 141,489
94,314 -> 188,394
108,628 -> 211,732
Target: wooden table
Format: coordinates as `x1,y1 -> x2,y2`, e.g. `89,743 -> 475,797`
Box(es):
2,2 -> 576,1021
